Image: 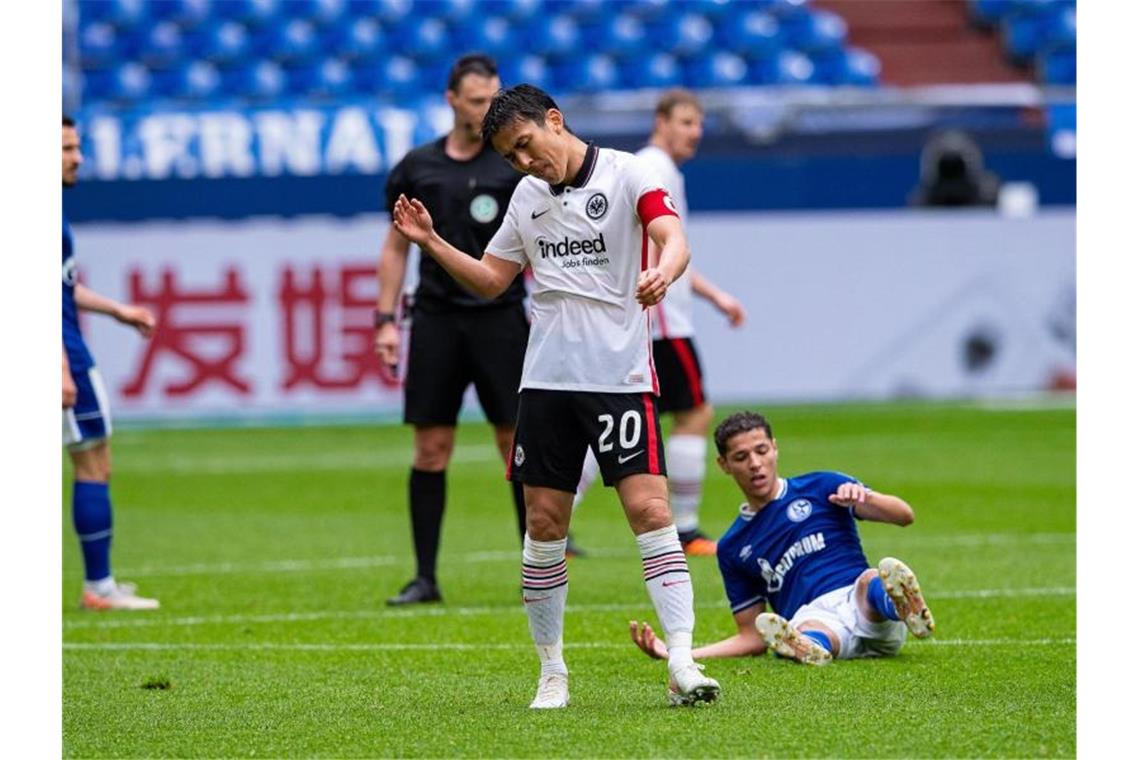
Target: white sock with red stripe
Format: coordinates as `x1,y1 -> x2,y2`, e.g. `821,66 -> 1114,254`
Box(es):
522,535 -> 569,677
636,524 -> 696,670
571,449 -> 600,512
666,435 -> 707,534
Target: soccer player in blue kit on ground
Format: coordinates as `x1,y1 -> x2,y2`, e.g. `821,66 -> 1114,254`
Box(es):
62,116 -> 159,611
630,411 -> 935,665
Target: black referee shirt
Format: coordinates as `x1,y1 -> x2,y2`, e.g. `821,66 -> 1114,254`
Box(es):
385,136 -> 525,311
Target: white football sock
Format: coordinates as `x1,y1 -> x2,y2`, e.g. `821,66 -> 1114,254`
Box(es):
522,535 -> 569,676
636,524 -> 696,671
666,435 -> 707,534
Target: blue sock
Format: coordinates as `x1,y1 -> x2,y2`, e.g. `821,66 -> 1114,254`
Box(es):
72,480 -> 113,582
867,575 -> 900,621
803,629 -> 834,654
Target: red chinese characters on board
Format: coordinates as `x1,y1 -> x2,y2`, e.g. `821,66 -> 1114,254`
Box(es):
121,268 -> 252,397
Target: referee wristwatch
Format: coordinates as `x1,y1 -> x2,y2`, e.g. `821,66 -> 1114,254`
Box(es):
373,310 -> 396,328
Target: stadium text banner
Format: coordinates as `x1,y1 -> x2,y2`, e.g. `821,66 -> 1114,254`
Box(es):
74,209 -> 1074,422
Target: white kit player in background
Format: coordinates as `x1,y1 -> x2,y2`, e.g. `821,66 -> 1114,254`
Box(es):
573,89 -> 746,557
390,84 -> 721,710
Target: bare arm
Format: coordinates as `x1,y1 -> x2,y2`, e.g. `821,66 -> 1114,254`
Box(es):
62,346 -> 76,408
391,194 -> 521,299
373,225 -> 412,369
629,604 -> 768,661
636,214 -> 690,306
74,284 -> 155,338
690,269 -> 746,327
829,482 -> 915,526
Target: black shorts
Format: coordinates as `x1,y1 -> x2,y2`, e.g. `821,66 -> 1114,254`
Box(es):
508,389 -> 667,492
652,337 -> 707,413
404,306 -> 528,426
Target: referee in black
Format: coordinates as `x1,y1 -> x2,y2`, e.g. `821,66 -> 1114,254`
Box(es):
376,55 -> 575,607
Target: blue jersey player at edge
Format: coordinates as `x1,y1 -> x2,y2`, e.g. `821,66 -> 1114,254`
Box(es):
63,115 -> 159,611
630,411 -> 934,665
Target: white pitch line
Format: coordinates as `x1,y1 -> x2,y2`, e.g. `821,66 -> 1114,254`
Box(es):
95,532 -> 1074,579
62,637 -> 1076,653
63,587 -> 1075,630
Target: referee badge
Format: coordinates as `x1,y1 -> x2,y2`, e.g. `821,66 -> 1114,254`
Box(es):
470,194 -> 499,223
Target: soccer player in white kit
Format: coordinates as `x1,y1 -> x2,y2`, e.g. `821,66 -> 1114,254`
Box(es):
572,89 -> 746,556
390,84 -> 720,709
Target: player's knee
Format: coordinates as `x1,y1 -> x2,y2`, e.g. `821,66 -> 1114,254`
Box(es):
412,434 -> 455,470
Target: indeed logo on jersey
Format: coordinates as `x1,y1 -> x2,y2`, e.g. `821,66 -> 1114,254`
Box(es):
757,532 -> 827,593
536,232 -> 607,258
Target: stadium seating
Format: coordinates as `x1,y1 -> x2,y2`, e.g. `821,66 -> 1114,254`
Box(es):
968,0 -> 1076,83
72,0 -> 886,110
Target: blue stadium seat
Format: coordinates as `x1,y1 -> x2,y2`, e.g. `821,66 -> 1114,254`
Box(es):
328,17 -> 387,61
354,55 -> 423,100
455,16 -> 517,59
287,0 -> 348,26
811,47 -> 881,86
213,0 -> 283,28
433,0 -> 479,23
684,52 -> 749,89
784,9 -> 848,54
346,0 -> 413,25
146,0 -> 211,29
497,54 -> 554,90
221,60 -> 288,100
139,21 -> 185,69
79,0 -> 149,27
553,53 -> 620,93
551,0 -> 609,23
394,17 -> 452,63
686,0 -> 735,22
764,0 -> 813,20
650,13 -> 715,58
484,0 -> 542,23
1041,4 -> 1076,51
106,62 -> 154,104
527,14 -> 582,59
613,0 -> 670,22
749,49 -> 816,85
1039,47 -> 1075,84
717,10 -> 784,60
620,52 -> 683,89
154,60 -> 222,101
288,58 -> 353,99
79,21 -> 126,70
192,20 -> 253,67
593,14 -> 648,58
258,18 -> 321,65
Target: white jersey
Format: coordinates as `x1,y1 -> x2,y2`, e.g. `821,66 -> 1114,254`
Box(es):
638,144 -> 695,340
486,145 -> 679,393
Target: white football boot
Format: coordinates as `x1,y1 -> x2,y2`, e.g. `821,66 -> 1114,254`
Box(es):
81,581 -> 160,611
878,557 -> 935,638
667,662 -> 720,706
529,672 -> 569,709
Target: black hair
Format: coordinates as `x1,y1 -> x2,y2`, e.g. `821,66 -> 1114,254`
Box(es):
481,83 -> 564,142
714,412 -> 774,456
63,115 -> 75,127
447,53 -> 498,92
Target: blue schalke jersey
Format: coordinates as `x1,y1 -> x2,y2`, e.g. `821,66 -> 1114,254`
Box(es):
717,472 -> 872,619
62,218 -> 93,372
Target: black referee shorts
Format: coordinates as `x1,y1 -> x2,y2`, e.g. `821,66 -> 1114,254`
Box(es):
404,305 -> 528,427
652,336 -> 707,413
508,389 -> 667,493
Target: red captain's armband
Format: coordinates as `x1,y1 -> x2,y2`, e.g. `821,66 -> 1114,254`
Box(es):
636,188 -> 680,225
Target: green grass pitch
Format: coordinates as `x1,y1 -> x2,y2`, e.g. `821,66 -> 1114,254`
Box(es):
63,401 -> 1075,758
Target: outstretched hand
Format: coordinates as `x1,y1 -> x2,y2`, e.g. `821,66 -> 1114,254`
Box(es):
391,194 -> 435,247
629,620 -> 669,659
